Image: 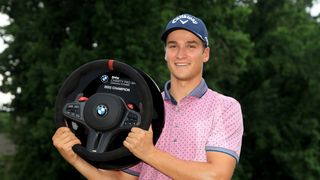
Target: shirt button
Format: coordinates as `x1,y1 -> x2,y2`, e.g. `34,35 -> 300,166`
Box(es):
175,106 -> 179,112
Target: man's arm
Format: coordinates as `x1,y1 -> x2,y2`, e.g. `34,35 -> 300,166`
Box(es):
52,127 -> 138,180
146,148 -> 236,180
124,127 -> 236,180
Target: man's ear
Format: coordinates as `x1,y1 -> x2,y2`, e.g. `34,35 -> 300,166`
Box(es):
164,46 -> 168,61
203,47 -> 210,63
164,52 -> 168,61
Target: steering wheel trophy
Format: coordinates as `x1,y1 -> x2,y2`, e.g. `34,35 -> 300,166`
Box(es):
54,59 -> 164,169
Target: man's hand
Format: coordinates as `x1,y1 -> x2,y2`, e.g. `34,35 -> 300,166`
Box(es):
52,127 -> 81,165
123,126 -> 156,161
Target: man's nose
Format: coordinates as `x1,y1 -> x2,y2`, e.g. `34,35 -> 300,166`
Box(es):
176,47 -> 187,59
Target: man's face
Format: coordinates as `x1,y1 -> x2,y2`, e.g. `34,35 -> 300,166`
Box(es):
164,29 -> 210,82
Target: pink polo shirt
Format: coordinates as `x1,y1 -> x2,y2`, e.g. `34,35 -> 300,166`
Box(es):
123,79 -> 243,179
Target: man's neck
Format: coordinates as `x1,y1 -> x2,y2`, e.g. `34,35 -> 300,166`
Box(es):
169,77 -> 202,104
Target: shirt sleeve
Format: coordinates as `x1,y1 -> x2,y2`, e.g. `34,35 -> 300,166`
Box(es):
122,162 -> 142,177
205,97 -> 244,162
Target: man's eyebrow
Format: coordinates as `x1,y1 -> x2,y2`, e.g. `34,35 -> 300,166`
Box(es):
166,41 -> 177,44
186,40 -> 200,44
166,40 -> 200,45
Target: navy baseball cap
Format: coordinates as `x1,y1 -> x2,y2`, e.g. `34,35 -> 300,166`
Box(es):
161,14 -> 209,47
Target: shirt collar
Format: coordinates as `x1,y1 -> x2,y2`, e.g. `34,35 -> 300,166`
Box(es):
164,79 -> 208,103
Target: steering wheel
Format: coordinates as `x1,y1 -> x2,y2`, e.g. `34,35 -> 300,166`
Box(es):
54,59 -> 164,169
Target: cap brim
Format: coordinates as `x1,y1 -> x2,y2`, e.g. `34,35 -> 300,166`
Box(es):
161,27 -> 206,46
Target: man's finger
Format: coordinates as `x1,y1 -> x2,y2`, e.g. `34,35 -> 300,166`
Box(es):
131,127 -> 144,133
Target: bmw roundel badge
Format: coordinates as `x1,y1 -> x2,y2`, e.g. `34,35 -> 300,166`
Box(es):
100,75 -> 109,83
96,104 -> 108,117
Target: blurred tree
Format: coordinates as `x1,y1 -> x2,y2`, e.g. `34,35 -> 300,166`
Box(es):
235,0 -> 320,179
0,111 -> 9,132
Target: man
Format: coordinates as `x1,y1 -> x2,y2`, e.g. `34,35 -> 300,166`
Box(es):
52,13 -> 243,180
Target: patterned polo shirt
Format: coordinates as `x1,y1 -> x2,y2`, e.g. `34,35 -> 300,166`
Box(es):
123,79 -> 243,179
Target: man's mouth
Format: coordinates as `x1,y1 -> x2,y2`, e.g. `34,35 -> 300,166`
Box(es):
175,63 -> 190,66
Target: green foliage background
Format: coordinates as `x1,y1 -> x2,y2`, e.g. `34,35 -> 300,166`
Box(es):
0,0 -> 319,179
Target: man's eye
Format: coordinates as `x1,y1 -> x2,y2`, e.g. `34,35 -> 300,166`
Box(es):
168,45 -> 176,48
187,44 -> 196,48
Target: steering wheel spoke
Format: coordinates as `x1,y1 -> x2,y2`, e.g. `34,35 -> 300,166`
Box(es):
86,129 -> 114,153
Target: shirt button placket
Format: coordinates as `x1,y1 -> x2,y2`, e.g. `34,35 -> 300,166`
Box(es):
171,104 -> 181,146
173,105 -> 180,144
175,105 -> 179,112
173,122 -> 179,143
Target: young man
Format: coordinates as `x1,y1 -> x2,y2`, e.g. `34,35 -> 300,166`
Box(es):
52,14 -> 243,180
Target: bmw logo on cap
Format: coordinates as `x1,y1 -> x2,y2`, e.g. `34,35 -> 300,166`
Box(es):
100,75 -> 109,83
96,104 -> 108,117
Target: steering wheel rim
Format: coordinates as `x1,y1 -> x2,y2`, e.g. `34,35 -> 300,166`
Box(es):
54,59 -> 163,169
